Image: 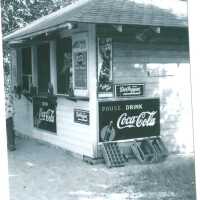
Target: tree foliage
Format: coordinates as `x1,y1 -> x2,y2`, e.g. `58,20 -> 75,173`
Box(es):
1,0 -> 73,74
1,0 -> 73,35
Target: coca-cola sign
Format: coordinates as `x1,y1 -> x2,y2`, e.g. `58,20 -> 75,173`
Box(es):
99,98 -> 160,142
33,96 -> 57,133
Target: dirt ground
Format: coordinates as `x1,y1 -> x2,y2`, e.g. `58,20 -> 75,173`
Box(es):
8,137 -> 196,200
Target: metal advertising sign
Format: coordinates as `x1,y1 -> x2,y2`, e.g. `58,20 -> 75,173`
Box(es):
74,109 -> 90,125
33,97 -> 57,133
97,38 -> 113,98
115,83 -> 144,97
99,98 -> 160,142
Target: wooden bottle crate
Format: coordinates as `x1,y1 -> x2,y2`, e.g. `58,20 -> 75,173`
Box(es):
102,142 -> 125,168
149,137 -> 168,162
130,137 -> 168,164
131,140 -> 156,164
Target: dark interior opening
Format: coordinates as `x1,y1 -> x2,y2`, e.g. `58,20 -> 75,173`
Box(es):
57,37 -> 72,94
37,43 -> 50,95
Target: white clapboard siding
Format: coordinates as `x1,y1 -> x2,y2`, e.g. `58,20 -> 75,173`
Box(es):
56,97 -> 93,156
13,96 -> 94,157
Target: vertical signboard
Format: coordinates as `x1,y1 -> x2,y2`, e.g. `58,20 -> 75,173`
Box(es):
33,97 -> 57,133
73,40 -> 87,88
72,33 -> 88,97
97,38 -> 113,98
99,98 -> 160,142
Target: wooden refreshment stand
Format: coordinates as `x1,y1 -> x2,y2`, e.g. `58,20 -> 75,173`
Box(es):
4,0 -> 193,162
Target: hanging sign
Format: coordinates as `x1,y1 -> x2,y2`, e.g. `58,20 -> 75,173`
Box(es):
97,38 -> 113,98
33,97 -> 57,133
115,83 -> 144,97
74,109 -> 89,125
99,98 -> 160,142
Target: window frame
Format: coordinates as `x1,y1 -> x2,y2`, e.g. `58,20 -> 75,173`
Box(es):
21,47 -> 32,93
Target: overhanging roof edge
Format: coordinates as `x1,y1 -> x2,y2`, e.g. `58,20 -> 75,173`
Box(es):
4,0 -> 188,42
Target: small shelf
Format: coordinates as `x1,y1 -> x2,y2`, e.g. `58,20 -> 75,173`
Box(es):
56,94 -> 89,101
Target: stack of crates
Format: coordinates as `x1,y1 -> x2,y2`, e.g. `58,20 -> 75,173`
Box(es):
102,142 -> 125,168
130,137 -> 168,164
131,140 -> 156,164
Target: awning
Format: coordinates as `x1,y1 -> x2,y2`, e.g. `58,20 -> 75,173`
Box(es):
4,0 -> 188,42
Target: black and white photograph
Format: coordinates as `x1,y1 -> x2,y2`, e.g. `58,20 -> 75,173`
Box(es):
0,0 -> 198,199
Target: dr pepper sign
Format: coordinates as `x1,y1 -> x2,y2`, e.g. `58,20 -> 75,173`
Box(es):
99,98 -> 160,142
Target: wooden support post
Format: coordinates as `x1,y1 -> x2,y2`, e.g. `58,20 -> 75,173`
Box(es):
31,46 -> 38,88
10,49 -> 18,88
16,48 -> 22,86
88,24 -> 98,158
50,40 -> 57,94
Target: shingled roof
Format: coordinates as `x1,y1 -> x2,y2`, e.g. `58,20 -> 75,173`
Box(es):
4,0 -> 188,42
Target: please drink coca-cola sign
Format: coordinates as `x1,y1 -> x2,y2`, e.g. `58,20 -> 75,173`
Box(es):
99,98 -> 160,142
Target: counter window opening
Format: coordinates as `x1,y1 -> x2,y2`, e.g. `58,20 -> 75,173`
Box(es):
22,47 -> 32,93
56,37 -> 73,95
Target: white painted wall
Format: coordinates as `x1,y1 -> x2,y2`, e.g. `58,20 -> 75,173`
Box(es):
13,96 -> 94,157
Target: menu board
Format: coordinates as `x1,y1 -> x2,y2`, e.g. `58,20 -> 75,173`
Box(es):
74,51 -> 87,88
33,96 -> 57,133
73,38 -> 87,89
99,98 -> 160,142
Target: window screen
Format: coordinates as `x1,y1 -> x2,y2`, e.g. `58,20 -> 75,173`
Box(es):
22,47 -> 32,92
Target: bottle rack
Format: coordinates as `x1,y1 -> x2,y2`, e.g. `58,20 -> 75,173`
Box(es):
102,142 -> 125,168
